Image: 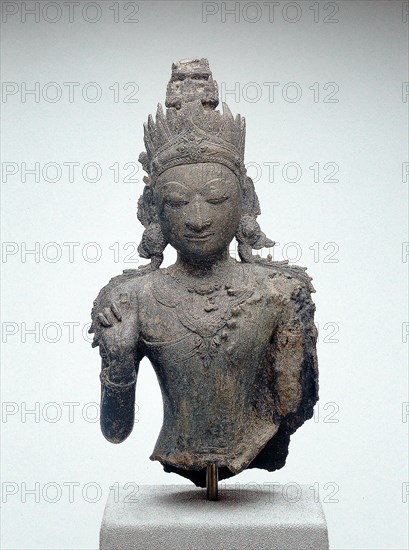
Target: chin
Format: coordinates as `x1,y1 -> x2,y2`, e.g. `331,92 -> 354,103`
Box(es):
176,242 -> 222,258
183,248 -> 217,259
171,234 -> 234,260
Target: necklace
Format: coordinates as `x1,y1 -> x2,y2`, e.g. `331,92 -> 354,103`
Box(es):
165,265 -> 230,296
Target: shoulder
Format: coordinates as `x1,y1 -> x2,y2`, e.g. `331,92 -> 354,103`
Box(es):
244,260 -> 315,296
245,261 -> 316,323
91,265 -> 156,316
89,265 -> 159,347
246,262 -> 316,331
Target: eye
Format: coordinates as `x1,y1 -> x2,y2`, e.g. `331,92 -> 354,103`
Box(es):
206,195 -> 229,205
164,195 -> 189,208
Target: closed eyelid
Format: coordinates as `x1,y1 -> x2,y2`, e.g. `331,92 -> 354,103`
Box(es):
206,195 -> 229,204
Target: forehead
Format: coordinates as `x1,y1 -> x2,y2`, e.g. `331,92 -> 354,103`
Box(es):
156,163 -> 239,189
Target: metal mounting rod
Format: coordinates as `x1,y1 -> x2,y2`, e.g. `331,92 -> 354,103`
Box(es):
206,464 -> 218,501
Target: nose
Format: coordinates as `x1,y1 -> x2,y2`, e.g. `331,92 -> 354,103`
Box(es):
186,216 -> 211,232
185,201 -> 211,232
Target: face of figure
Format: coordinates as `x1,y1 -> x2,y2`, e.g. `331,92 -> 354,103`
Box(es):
155,163 -> 242,261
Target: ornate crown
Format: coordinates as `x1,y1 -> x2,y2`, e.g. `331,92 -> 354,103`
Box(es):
139,58 -> 247,184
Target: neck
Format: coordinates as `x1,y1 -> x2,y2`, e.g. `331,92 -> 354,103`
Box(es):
175,248 -> 231,275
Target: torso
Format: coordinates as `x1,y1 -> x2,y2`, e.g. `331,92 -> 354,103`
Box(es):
133,261 -> 286,473
93,257 -> 316,481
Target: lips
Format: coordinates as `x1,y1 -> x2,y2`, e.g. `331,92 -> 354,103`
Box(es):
184,233 -> 214,241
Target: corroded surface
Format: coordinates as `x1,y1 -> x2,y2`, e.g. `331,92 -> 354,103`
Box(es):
90,58 -> 318,487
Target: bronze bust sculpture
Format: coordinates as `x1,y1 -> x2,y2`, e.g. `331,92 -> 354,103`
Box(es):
90,59 -> 318,495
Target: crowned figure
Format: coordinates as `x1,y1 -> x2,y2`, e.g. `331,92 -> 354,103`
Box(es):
90,59 -> 319,494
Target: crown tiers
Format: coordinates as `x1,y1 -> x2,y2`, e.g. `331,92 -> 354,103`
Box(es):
140,59 -> 246,183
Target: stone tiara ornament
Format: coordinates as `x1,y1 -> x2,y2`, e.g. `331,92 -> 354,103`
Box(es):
138,58 -> 247,185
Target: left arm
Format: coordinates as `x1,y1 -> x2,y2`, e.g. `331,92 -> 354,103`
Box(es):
271,284 -> 319,427
92,287 -> 141,443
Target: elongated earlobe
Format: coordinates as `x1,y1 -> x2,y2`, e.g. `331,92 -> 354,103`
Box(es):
235,175 -> 275,263
137,185 -> 168,270
137,222 -> 167,260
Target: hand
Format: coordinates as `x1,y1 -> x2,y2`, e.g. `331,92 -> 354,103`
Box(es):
95,291 -> 139,383
96,301 -> 122,327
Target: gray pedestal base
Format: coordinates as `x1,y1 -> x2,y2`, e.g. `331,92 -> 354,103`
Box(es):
100,484 -> 329,550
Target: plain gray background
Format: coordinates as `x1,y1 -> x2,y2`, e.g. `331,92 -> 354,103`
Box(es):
1,1 -> 408,548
